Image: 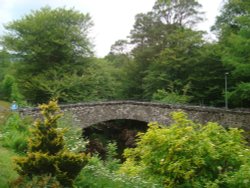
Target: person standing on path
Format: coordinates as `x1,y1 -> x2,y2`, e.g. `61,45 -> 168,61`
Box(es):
10,101 -> 18,111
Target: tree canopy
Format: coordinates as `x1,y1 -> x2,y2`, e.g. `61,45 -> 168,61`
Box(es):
213,0 -> 250,107
1,7 -> 116,104
3,6 -> 93,72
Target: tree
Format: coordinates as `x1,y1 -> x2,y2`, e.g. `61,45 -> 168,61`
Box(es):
3,6 -> 93,72
105,40 -> 136,100
152,84 -> 191,105
154,0 -> 203,27
142,27 -> 204,99
0,74 -> 24,103
15,100 -> 88,187
187,43 -> 227,106
2,7 -> 94,103
0,50 -> 23,102
213,0 -> 250,40
213,0 -> 250,107
18,58 -> 120,103
124,0 -> 204,100
109,40 -> 131,56
0,49 -> 11,81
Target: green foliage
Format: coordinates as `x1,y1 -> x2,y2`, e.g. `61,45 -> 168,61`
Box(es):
3,6 -> 93,71
225,164 -> 250,187
14,100 -> 89,187
75,143 -> 161,188
10,82 -> 24,103
119,0 -> 207,101
58,112 -> 88,153
0,50 -> 11,81
1,74 -> 14,100
187,44 -> 226,106
155,0 -> 203,27
2,7 -> 94,104
0,113 -> 31,154
0,74 -> 24,103
228,82 -> 250,107
152,90 -> 190,104
142,28 -> 204,99
105,142 -> 121,171
12,58 -> 119,104
152,83 -> 191,104
213,0 -> 250,107
0,146 -> 19,188
11,175 -> 61,188
120,111 -> 250,187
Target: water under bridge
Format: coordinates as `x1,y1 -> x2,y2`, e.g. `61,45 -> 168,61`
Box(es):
19,101 -> 250,131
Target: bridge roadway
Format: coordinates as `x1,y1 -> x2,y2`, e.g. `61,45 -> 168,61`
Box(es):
19,101 -> 250,130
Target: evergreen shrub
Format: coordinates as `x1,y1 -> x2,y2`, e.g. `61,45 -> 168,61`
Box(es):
14,100 -> 89,187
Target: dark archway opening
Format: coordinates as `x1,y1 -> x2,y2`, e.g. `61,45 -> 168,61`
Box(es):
83,119 -> 148,160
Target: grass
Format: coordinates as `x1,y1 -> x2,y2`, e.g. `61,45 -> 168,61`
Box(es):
0,100 -> 19,187
0,100 -> 11,126
0,146 -> 19,187
0,100 -> 10,109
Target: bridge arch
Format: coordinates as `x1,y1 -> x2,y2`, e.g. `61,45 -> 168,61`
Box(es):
59,101 -> 191,128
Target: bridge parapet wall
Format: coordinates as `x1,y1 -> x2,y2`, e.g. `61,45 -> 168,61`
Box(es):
19,101 -> 250,130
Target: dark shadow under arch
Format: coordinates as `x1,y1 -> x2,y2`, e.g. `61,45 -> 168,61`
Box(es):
83,119 -> 148,160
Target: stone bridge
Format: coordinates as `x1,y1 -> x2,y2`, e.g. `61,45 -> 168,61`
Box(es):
19,101 -> 250,130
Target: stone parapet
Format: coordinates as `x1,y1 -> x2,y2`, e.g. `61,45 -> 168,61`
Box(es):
19,101 -> 250,130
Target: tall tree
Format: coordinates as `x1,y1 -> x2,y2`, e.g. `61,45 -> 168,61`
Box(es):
126,0 -> 204,100
3,6 -> 93,72
213,0 -> 250,107
2,7 -> 94,103
188,44 -> 227,106
142,28 -> 204,99
105,40 -> 134,99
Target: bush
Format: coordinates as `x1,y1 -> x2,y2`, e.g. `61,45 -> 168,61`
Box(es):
152,89 -> 190,104
0,113 -> 31,154
75,142 -> 161,188
0,74 -> 24,103
58,112 -> 88,153
119,111 -> 250,187
0,146 -> 19,188
14,100 -> 89,187
10,175 -> 61,188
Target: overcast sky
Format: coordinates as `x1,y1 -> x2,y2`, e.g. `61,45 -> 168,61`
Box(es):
0,0 -> 223,57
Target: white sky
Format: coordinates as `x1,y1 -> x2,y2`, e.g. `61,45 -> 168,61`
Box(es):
0,0 -> 223,57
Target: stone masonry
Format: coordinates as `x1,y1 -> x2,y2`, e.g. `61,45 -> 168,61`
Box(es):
19,101 -> 250,130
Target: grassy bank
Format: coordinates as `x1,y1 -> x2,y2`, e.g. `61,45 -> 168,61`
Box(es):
0,100 -> 10,125
0,146 -> 18,187
0,100 -> 10,109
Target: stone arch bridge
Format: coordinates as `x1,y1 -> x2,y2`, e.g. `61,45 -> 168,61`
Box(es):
19,101 -> 250,131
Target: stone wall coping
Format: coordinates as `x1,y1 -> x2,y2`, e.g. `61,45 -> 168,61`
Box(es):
18,101 -> 250,115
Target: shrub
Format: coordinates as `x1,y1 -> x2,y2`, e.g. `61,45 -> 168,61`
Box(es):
14,100 -> 89,187
0,146 -> 19,188
10,175 -> 61,188
75,142 -> 161,188
0,113 -> 31,154
58,112 -> 88,153
0,74 -> 24,103
119,111 -> 250,187
152,89 -> 190,104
